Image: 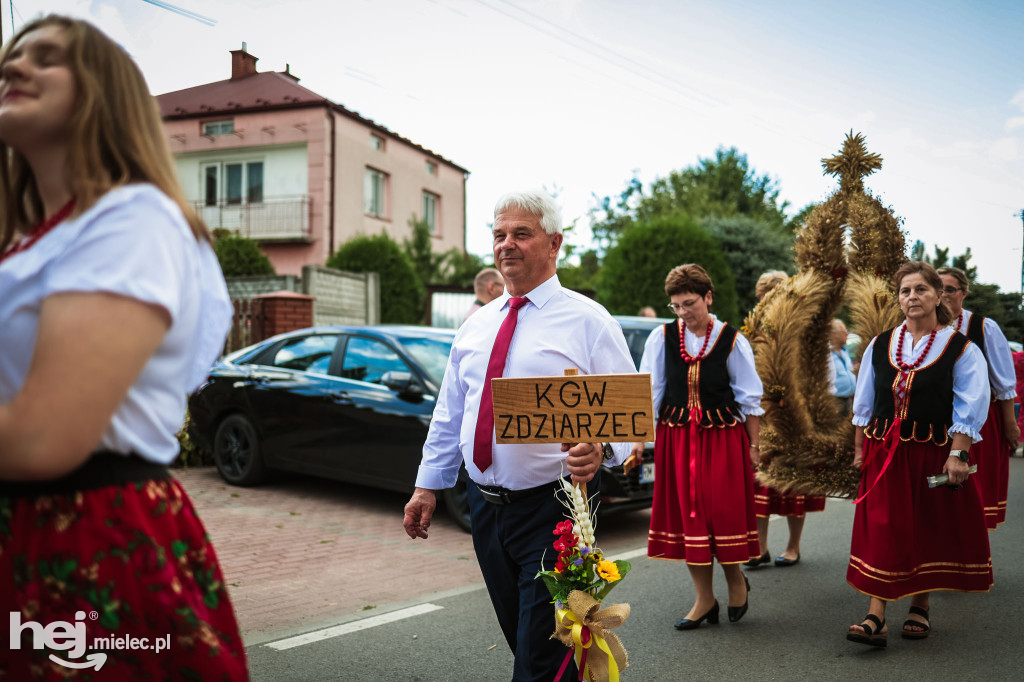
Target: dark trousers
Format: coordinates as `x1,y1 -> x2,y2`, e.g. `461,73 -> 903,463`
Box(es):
467,474 -> 600,682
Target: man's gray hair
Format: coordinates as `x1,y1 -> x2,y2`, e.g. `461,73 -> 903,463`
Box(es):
493,190 -> 562,235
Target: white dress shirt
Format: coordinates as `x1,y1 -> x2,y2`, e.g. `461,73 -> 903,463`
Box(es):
955,309 -> 1017,401
416,274 -> 638,491
851,326 -> 989,442
638,315 -> 764,421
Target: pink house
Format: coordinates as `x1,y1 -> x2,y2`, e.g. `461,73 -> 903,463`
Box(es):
157,46 -> 469,276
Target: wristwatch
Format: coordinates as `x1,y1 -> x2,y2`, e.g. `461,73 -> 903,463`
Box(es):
950,449 -> 970,463
602,443 -> 615,462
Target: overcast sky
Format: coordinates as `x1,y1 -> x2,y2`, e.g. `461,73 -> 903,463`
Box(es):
7,0 -> 1024,292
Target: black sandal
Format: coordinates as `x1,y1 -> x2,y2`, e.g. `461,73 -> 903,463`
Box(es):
901,605 -> 930,640
846,614 -> 887,647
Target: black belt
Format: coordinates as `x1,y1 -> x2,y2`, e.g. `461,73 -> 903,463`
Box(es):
0,451 -> 170,498
475,478 -> 565,506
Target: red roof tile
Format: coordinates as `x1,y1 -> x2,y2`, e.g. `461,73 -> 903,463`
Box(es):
157,72 -> 468,173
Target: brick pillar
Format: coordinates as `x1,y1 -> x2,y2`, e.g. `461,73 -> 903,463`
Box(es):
254,290 -> 314,338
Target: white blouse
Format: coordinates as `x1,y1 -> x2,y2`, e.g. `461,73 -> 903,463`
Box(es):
639,315 -> 764,422
954,309 -> 1017,401
0,184 -> 232,464
851,326 -> 990,442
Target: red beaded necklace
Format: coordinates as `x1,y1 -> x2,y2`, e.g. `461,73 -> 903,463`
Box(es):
894,323 -> 938,372
0,198 -> 76,265
679,318 -> 714,364
954,312 -> 963,333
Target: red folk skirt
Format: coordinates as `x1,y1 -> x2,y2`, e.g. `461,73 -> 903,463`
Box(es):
847,439 -> 993,600
753,483 -> 826,517
0,478 -> 249,681
648,420 -> 760,565
974,403 -> 1010,529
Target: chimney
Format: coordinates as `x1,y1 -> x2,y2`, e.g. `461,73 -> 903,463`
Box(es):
230,42 -> 258,80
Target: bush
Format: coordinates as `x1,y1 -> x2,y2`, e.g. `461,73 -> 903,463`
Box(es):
214,234 -> 275,277
596,213 -> 739,324
702,215 -> 794,315
327,232 -> 426,324
174,409 -> 213,468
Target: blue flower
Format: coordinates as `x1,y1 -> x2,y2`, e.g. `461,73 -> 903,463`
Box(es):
555,599 -> 565,610
573,558 -> 585,567
579,547 -> 591,556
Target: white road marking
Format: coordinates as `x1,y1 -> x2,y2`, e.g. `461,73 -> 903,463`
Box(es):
265,603 -> 444,650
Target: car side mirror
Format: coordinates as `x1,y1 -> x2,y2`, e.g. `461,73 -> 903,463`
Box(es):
381,370 -> 420,394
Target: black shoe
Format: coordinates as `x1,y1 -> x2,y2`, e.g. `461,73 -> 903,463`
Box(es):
728,576 -> 750,623
675,601 -> 720,630
774,553 -> 800,567
743,550 -> 771,568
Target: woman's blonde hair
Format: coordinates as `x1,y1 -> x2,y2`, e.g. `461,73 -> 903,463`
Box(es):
0,15 -> 209,252
754,270 -> 788,300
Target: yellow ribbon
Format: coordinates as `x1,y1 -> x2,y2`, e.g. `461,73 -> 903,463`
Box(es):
555,608 -> 620,682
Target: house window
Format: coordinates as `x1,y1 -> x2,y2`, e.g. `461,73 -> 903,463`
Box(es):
202,160 -> 264,206
422,191 -> 439,236
370,134 -> 385,151
364,167 -> 388,218
202,120 -> 234,136
426,160 -> 437,175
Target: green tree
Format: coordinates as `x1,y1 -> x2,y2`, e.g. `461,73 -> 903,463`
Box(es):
327,232 -> 425,324
596,214 -> 739,324
557,249 -> 601,293
403,216 -> 447,285
214,234 -> 275,277
702,215 -> 794,314
591,148 -> 790,247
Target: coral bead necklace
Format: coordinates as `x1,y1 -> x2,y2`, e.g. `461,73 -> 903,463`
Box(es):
894,323 -> 938,371
679,318 -> 714,364
954,313 -> 963,333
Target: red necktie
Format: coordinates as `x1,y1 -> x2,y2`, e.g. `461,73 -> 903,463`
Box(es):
473,296 -> 529,472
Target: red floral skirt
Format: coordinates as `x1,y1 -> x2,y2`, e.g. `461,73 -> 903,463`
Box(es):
974,403 -> 1010,530
753,483 -> 826,517
648,420 -> 760,565
0,478 -> 249,681
847,440 -> 992,600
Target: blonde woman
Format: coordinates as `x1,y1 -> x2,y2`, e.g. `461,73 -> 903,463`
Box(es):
0,16 -> 247,678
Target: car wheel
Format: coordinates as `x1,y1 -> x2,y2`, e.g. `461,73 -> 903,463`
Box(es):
441,468 -> 472,533
213,414 -> 267,486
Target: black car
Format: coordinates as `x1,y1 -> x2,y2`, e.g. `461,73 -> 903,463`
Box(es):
610,315 -> 673,497
188,324 -> 656,532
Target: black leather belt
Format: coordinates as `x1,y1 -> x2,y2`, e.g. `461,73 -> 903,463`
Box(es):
475,479 -> 560,506
0,451 -> 169,498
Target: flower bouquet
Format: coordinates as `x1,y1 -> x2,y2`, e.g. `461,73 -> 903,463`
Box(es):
536,478 -> 631,682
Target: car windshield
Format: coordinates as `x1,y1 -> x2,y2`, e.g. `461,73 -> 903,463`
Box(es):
397,335 -> 453,386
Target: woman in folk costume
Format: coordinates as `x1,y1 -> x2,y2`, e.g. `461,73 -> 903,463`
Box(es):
846,262 -> 991,647
0,16 -> 247,679
745,270 -> 827,569
631,264 -> 763,630
937,266 -> 1020,528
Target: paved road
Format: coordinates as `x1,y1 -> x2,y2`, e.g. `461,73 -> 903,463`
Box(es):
177,457 -> 1024,681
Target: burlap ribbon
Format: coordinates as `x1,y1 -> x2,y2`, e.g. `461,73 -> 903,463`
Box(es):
552,590 -> 629,682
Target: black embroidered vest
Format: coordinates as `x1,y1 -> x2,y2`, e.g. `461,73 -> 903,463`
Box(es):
660,320 -> 741,428
961,311 -> 987,361
865,327 -> 971,445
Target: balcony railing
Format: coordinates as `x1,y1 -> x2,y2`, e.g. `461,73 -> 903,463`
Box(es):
196,195 -> 312,242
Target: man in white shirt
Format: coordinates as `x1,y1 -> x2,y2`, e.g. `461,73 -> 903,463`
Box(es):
462,267 -> 504,323
403,190 -> 636,681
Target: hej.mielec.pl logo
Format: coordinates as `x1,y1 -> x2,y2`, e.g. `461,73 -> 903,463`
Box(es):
9,610 -> 171,670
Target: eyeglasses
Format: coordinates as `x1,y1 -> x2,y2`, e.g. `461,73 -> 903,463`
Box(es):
666,300 -> 702,313
942,286 -> 962,294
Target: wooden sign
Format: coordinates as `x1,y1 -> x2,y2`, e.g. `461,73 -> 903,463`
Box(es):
491,373 -> 654,444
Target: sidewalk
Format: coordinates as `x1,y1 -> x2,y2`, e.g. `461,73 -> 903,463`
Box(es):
173,467 -> 483,643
